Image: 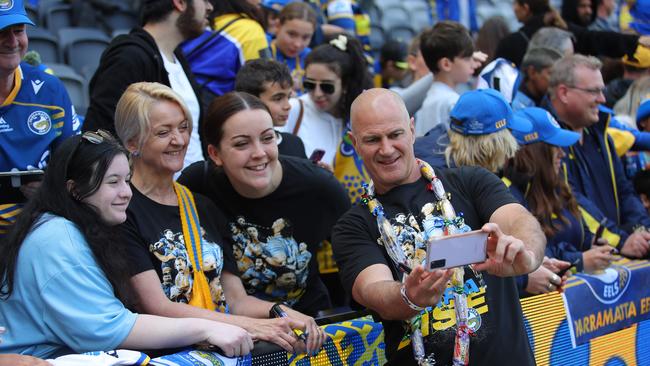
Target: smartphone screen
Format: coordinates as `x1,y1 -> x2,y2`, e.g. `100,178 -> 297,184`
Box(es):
426,230 -> 488,270
309,149 -> 325,163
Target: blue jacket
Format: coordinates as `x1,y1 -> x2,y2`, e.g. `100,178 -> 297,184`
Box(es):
542,99 -> 650,250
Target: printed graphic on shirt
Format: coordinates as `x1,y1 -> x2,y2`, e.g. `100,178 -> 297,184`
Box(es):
384,206 -> 488,340
229,216 -> 311,306
149,227 -> 226,312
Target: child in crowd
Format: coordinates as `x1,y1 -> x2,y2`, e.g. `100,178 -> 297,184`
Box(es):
375,39 -> 409,89
415,21 -> 478,137
235,59 -> 307,158
270,2 -> 318,94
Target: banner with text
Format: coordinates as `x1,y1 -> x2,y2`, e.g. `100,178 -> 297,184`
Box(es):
562,259 -> 650,346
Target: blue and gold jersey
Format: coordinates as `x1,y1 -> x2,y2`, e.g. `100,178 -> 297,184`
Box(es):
0,62 -> 79,236
0,62 -> 80,172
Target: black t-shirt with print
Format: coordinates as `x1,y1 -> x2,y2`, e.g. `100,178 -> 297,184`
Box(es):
178,156 -> 351,316
119,185 -> 237,312
332,166 -> 535,366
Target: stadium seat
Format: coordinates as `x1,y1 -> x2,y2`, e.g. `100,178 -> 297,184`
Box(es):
381,5 -> 409,31
27,28 -> 59,64
58,27 -> 110,78
48,63 -> 88,116
101,10 -> 138,34
375,0 -> 402,10
42,3 -> 73,33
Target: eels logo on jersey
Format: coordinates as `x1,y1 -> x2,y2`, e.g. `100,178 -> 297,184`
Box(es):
27,110 -> 51,135
0,0 -> 13,11
574,265 -> 631,304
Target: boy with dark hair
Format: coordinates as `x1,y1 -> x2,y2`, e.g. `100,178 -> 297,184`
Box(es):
235,59 -> 307,158
415,21 -> 477,137
512,47 -> 563,111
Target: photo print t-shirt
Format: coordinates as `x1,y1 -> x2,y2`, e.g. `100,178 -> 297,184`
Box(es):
119,185 -> 237,312
333,166 -> 535,366
178,156 -> 351,316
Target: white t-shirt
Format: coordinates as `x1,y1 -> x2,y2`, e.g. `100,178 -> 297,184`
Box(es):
414,81 -> 460,137
162,54 -> 203,169
281,94 -> 343,165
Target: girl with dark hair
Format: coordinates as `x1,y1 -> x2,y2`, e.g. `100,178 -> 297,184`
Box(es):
271,2 -> 318,93
0,130 -> 252,359
179,91 -> 350,356
503,108 -> 614,295
280,33 -> 373,202
116,83 -> 325,356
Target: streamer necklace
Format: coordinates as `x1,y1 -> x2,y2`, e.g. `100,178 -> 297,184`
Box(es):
361,159 -> 477,366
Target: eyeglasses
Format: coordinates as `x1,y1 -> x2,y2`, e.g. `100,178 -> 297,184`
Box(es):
303,79 -> 336,95
567,85 -> 606,96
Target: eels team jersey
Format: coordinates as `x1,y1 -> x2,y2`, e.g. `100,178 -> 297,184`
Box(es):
0,62 -> 80,171
0,62 -> 79,236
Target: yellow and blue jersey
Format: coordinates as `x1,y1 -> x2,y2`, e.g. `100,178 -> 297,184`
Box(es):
0,62 -> 80,236
0,62 -> 79,171
270,41 -> 310,94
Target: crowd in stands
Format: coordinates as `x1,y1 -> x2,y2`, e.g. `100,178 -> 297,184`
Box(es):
2,0 -> 650,364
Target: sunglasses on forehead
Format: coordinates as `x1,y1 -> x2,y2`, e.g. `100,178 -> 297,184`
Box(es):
303,79 -> 336,95
81,129 -> 114,144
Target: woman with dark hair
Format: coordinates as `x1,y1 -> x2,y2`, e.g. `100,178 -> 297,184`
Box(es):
504,108 -> 614,295
0,130 -> 252,359
281,33 -> 372,165
181,0 -> 270,102
178,91 -> 350,355
115,82 -> 324,356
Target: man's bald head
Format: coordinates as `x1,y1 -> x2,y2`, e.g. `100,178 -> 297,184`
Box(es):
350,88 -> 410,134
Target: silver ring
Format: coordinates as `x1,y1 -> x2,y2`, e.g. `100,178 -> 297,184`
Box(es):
553,274 -> 560,284
547,282 -> 553,291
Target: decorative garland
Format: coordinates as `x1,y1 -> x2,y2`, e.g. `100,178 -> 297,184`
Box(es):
361,159 -> 478,366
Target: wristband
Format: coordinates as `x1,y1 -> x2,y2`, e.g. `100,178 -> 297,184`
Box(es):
269,303 -> 287,318
400,283 -> 424,311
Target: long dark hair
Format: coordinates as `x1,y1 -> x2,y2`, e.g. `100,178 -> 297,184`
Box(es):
211,0 -> 265,27
0,133 -> 132,301
505,142 -> 579,236
305,33 -> 373,121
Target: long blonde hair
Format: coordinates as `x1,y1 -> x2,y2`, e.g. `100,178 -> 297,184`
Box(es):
445,129 -> 519,172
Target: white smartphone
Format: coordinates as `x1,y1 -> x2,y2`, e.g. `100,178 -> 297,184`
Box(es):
426,230 -> 488,270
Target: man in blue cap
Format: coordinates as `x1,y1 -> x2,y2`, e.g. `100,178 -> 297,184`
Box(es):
0,0 -> 80,237
333,88 -> 544,365
544,54 -> 650,259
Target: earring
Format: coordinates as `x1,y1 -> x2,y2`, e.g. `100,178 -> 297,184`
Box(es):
131,151 -> 140,158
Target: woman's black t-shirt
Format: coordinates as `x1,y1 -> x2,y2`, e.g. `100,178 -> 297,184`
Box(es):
178,156 -> 351,316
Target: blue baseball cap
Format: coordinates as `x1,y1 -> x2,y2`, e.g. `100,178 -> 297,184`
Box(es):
262,0 -> 293,12
511,107 -> 580,147
0,0 -> 34,30
637,98 -> 650,125
449,88 -> 532,136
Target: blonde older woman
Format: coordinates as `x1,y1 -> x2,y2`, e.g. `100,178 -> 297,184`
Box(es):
114,82 -> 312,355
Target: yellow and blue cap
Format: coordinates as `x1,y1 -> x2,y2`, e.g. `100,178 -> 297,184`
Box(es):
449,88 -> 532,136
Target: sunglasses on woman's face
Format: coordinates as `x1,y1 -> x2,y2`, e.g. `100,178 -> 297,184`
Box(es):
303,79 -> 336,95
